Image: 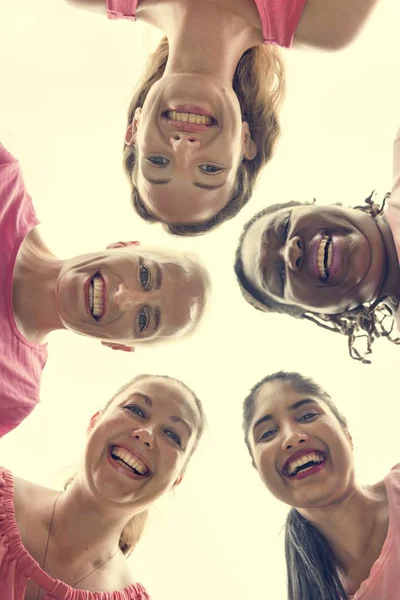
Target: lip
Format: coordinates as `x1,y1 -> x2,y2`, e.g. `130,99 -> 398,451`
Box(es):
282,447 -> 327,476
165,119 -> 215,134
168,105 -> 216,119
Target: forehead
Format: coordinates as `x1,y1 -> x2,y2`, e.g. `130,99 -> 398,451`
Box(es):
137,175 -> 232,224
241,207 -> 289,283
123,377 -> 201,430
251,380 -> 323,424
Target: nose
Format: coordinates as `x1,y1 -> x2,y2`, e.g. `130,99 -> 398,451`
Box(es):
114,284 -> 136,313
169,134 -> 201,157
281,427 -> 308,451
131,427 -> 154,449
283,236 -> 303,272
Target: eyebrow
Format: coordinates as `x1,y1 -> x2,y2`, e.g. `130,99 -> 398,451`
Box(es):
153,262 -> 162,290
143,175 -> 226,191
259,216 -> 282,296
193,182 -> 226,191
153,307 -> 161,334
127,393 -> 193,435
143,176 -> 171,185
252,399 -> 318,433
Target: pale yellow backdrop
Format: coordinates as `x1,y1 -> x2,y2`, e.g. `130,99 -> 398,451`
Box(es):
1,2 -> 400,598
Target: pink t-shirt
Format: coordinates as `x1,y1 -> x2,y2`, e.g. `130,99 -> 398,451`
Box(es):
384,127 -> 400,331
106,0 -> 307,48
348,464 -> 400,599
0,467 -> 151,599
0,144 -> 48,438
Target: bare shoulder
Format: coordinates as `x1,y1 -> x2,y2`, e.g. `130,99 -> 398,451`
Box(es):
13,476 -> 55,521
294,0 -> 381,50
64,0 -> 106,15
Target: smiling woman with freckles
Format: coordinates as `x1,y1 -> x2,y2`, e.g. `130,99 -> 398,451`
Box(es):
0,141 -> 209,439
0,373 -> 206,600
69,0 -> 381,235
235,127 -> 400,363
243,371 -> 400,600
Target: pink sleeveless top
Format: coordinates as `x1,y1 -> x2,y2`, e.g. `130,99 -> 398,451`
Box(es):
0,468 -> 151,600
0,144 -> 48,438
348,464 -> 400,599
106,0 -> 307,48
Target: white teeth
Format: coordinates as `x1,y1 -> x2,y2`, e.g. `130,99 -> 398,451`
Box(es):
317,236 -> 332,279
166,111 -> 213,125
90,275 -> 104,319
286,452 -> 325,475
111,446 -> 148,475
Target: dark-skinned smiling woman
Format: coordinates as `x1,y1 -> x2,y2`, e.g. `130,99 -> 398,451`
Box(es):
69,0 -> 380,235
243,371 -> 400,600
235,127 -> 400,363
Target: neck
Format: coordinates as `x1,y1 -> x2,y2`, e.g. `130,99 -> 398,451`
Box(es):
298,483 -> 384,575
139,1 -> 263,84
48,480 -> 132,570
12,228 -> 64,343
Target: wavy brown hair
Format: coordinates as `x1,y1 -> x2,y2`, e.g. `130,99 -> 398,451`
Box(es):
123,37 -> 285,236
234,193 -> 400,363
66,374 -> 207,557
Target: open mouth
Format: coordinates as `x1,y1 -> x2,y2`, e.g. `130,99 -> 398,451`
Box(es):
163,110 -> 217,126
109,445 -> 150,477
284,451 -> 327,478
317,235 -> 333,281
88,273 -> 105,321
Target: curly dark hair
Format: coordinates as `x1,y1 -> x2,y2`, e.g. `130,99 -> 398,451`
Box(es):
234,192 -> 400,363
123,37 -> 285,236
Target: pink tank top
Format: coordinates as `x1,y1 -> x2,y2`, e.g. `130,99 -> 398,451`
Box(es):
349,464 -> 400,598
0,144 -> 48,438
106,0 -> 307,48
0,468 -> 150,599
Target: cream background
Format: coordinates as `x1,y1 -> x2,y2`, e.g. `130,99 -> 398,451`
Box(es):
1,1 -> 400,598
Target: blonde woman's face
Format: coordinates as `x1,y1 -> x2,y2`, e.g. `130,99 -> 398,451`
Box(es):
85,377 -> 202,510
126,75 -> 257,225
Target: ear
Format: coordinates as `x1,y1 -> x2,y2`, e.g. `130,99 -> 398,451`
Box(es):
173,474 -> 183,488
125,107 -> 142,146
101,341 -> 135,353
88,411 -> 101,433
106,241 -> 140,250
345,430 -> 354,450
242,121 -> 257,160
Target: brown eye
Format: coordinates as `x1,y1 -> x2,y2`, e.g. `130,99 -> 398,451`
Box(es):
282,216 -> 290,242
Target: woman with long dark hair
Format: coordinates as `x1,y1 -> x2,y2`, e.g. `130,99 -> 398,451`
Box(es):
242,370 -> 397,600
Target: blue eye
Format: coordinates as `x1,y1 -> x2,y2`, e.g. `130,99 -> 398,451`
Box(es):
137,307 -> 149,332
125,404 -> 146,418
164,429 -> 182,447
200,164 -> 223,174
148,156 -> 169,166
139,264 -> 150,289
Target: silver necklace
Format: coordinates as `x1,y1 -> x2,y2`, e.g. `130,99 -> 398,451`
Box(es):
36,492 -> 119,600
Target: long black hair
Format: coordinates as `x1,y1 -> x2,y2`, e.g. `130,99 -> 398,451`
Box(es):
243,371 -> 349,599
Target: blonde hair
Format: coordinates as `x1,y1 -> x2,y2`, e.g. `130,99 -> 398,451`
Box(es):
123,37 -> 285,236
66,374 -> 206,557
